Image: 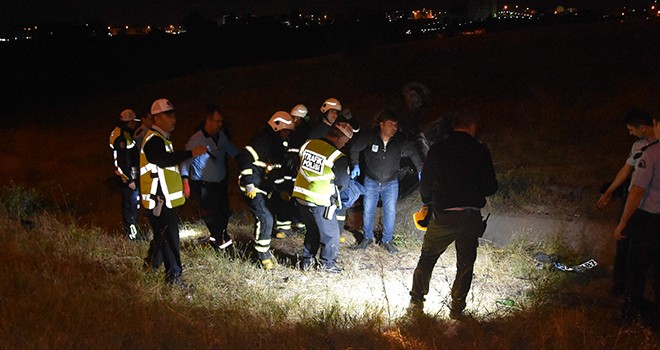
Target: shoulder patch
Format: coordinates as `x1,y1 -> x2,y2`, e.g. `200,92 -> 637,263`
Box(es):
638,160 -> 646,169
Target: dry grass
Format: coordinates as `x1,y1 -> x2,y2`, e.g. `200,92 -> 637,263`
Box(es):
2,20 -> 660,348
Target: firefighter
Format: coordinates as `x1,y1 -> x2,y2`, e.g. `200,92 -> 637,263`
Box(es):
140,98 -> 206,287
109,109 -> 140,240
292,122 -> 353,273
269,104 -> 310,239
236,111 -> 296,269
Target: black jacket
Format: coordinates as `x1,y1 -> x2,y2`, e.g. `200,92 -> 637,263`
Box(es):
236,127 -> 289,191
420,131 -> 498,210
349,127 -> 423,183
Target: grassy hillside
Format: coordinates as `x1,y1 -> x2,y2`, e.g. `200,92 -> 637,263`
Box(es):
1,19 -> 660,348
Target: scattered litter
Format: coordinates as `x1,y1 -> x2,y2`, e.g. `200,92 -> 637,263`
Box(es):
496,298 -> 515,307
554,259 -> 598,273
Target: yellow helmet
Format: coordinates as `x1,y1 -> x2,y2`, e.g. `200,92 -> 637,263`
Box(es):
413,205 -> 430,231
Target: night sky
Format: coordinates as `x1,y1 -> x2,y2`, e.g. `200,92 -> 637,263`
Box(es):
0,0 -> 640,27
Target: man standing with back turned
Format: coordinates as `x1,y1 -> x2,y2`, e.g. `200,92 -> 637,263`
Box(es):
408,111 -> 498,319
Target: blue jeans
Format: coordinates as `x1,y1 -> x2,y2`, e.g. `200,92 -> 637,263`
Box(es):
362,177 -> 398,243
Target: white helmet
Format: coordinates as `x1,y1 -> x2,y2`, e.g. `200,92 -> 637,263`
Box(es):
290,104 -> 308,119
268,111 -> 295,132
320,98 -> 342,113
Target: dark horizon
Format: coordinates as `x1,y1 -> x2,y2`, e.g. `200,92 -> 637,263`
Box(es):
0,0 -> 644,27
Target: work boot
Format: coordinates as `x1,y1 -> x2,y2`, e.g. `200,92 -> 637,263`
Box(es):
300,257 -> 316,271
406,299 -> 424,316
382,241 -> 399,254
320,265 -> 342,274
353,238 -> 373,250
166,274 -> 194,291
258,251 -> 277,270
449,299 -> 467,320
275,229 -> 292,239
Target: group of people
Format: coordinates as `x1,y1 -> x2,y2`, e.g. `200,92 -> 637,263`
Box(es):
109,88 -> 500,320
598,108 -> 660,326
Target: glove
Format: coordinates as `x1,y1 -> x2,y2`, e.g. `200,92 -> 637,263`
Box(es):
182,180 -> 190,199
418,172 -> 422,182
350,165 -> 360,179
245,184 -> 257,199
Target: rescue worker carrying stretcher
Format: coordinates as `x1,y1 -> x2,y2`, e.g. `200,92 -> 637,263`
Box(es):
236,111 -> 296,269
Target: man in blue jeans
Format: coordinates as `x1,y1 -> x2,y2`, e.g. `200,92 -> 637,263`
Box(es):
349,109 -> 423,254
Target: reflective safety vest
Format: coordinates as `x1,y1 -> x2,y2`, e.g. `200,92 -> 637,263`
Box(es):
139,130 -> 185,209
109,127 -> 136,181
292,139 -> 344,207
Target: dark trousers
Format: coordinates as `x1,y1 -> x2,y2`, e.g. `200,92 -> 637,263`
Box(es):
336,207 -> 347,232
119,182 -> 139,235
268,184 -> 303,233
146,206 -> 182,280
246,193 -> 273,253
296,202 -> 340,268
190,179 -> 231,242
623,209 -> 660,318
410,210 -> 482,303
613,238 -> 629,290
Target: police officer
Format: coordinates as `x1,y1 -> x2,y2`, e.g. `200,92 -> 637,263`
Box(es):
236,111 -> 296,269
140,98 -> 206,286
181,104 -> 239,251
408,111 -> 498,319
616,112 -> 660,325
109,108 -> 140,240
293,122 -> 353,273
597,108 -> 656,295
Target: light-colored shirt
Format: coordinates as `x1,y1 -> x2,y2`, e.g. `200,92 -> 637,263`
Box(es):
180,129 -> 238,182
632,141 -> 660,213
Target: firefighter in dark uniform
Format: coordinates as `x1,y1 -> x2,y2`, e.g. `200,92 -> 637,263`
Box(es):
292,122 -> 353,273
140,98 -> 206,286
408,111 -> 498,319
109,109 -> 141,240
236,111 -> 296,269
269,104 -> 310,239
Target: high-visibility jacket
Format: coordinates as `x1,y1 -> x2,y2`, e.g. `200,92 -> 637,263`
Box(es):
109,126 -> 138,182
292,139 -> 344,207
139,130 -> 185,209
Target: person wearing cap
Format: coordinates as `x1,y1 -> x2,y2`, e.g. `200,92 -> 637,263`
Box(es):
180,104 -> 239,252
615,112 -> 660,325
292,122 -> 353,273
140,98 -> 206,287
109,108 -> 141,240
236,111 -> 297,270
408,110 -> 497,319
349,108 -> 423,254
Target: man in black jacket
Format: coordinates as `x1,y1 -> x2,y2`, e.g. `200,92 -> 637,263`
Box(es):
349,109 -> 423,254
408,110 -> 498,319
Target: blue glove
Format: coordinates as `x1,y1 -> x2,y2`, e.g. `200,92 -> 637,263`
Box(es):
418,172 -> 422,182
350,165 -> 361,179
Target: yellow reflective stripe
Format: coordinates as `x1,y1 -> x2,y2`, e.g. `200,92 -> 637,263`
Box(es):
336,215 -> 346,220
328,150 -> 343,163
245,145 -> 259,162
293,186 -> 328,204
240,169 -> 253,175
253,160 -> 268,168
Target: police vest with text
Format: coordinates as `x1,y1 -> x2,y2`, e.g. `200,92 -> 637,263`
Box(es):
139,130 -> 186,209
293,139 -> 344,207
